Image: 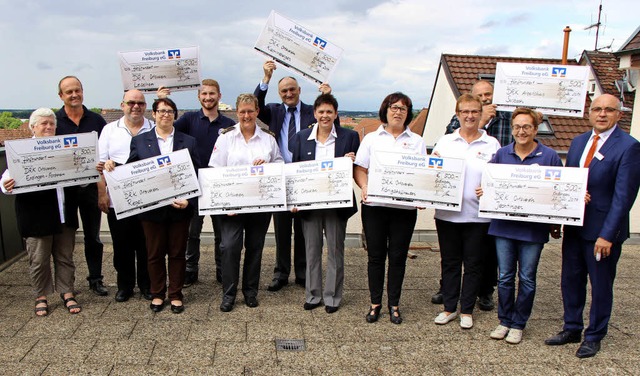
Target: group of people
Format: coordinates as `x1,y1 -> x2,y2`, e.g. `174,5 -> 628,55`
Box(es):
3,62 -> 639,360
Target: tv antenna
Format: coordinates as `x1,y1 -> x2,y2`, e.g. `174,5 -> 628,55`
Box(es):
584,1 -> 609,50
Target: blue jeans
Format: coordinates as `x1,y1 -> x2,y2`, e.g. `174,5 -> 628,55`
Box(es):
495,237 -> 543,329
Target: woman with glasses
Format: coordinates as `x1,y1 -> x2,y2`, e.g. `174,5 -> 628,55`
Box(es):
432,94 -> 500,329
480,108 -> 562,344
209,94 -> 283,313
105,98 -> 200,314
354,92 -> 426,324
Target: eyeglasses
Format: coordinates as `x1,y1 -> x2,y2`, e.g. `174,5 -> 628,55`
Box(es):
123,101 -> 146,107
512,124 -> 535,132
458,110 -> 480,116
238,110 -> 256,115
155,109 -> 175,116
590,107 -> 619,114
389,105 -> 408,113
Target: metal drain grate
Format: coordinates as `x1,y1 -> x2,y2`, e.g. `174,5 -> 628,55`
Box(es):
275,338 -> 305,351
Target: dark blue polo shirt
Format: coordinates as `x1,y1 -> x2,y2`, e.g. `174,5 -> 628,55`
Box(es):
487,141 -> 563,243
55,105 -> 106,137
174,109 -> 235,165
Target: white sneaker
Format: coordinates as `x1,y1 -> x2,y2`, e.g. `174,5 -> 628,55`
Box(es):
490,325 -> 510,340
460,315 -> 473,329
505,329 -> 523,344
434,311 -> 458,325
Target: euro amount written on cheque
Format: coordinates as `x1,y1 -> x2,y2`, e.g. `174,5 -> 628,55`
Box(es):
478,164 -> 588,225
198,162 -> 287,216
284,157 -> 353,211
103,149 -> 201,219
367,151 -> 465,210
5,132 -> 100,194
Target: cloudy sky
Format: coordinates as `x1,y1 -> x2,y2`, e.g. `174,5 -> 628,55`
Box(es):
0,0 -> 637,111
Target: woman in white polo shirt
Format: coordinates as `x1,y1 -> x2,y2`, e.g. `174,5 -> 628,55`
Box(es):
432,93 -> 501,329
354,92 -> 426,325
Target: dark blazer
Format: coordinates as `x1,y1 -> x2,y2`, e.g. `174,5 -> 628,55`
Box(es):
15,186 -> 79,238
253,84 -> 316,142
291,125 -> 360,220
565,126 -> 640,243
127,127 -> 201,223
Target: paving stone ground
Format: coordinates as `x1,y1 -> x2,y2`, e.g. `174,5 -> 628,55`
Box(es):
0,240 -> 638,375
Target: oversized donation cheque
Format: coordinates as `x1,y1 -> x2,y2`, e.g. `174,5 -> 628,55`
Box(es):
103,149 -> 201,220
284,157 -> 353,211
367,151 -> 465,210
198,163 -> 287,215
4,132 -> 100,193
478,164 -> 588,225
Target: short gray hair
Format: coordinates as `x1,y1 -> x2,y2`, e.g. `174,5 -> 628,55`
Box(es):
28,108 -> 56,131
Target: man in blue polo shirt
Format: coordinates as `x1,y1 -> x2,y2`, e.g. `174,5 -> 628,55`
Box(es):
158,79 -> 235,286
55,76 -> 108,296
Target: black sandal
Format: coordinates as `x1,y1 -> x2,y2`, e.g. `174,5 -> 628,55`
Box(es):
60,294 -> 82,314
34,299 -> 49,317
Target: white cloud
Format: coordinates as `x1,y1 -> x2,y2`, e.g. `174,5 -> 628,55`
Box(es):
0,0 -> 637,110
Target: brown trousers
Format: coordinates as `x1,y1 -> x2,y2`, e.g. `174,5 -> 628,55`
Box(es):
141,219 -> 190,301
25,226 -> 76,297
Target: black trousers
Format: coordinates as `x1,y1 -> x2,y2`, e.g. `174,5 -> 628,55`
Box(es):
107,209 -> 149,292
220,213 -> 271,302
436,219 -> 492,314
77,183 -> 104,282
272,211 -> 306,281
362,205 -> 417,307
186,213 -> 223,277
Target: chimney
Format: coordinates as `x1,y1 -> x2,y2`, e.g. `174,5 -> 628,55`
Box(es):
562,26 -> 571,65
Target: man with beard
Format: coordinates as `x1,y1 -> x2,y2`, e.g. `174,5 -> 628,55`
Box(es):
55,76 -> 108,296
431,80 -> 512,311
158,79 -> 235,287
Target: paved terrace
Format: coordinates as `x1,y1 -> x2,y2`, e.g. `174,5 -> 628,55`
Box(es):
0,241 -> 638,375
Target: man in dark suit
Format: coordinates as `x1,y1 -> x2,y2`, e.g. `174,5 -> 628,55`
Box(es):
545,94 -> 640,358
253,60 -> 332,291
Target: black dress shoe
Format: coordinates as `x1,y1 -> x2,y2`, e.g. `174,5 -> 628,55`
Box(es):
220,300 -> 235,312
366,305 -> 382,323
267,279 -> 288,292
140,288 -> 153,301
477,294 -> 495,311
576,340 -> 600,358
303,302 -> 322,310
170,303 -> 185,314
150,300 -> 165,312
89,280 -> 108,296
389,306 -> 403,325
431,290 -> 443,305
183,271 -> 198,288
115,289 -> 133,302
245,296 -> 259,308
545,330 -> 582,346
325,306 -> 339,314
295,278 -> 305,287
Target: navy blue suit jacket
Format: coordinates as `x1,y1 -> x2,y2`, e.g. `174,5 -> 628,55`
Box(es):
290,125 -> 360,220
127,127 -> 201,222
254,84 -> 316,143
565,126 -> 640,243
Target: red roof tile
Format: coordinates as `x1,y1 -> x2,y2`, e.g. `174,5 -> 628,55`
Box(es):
581,51 -> 635,133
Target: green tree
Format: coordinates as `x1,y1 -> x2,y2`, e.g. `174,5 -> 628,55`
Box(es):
0,112 -> 24,129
